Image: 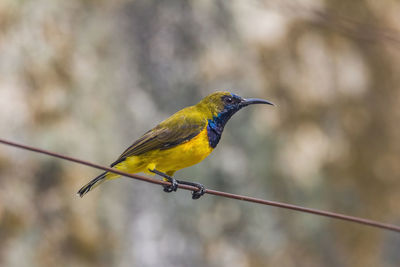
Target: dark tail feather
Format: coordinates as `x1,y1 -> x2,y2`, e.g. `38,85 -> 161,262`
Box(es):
77,172 -> 107,197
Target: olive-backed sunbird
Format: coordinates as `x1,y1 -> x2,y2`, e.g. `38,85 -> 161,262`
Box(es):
78,91 -> 274,199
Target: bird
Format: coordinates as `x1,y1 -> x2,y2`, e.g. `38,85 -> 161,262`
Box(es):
77,91 -> 274,199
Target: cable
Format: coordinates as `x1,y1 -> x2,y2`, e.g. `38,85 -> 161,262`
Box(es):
0,138 -> 399,233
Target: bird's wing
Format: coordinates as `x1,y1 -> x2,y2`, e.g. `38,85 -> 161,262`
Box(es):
110,108 -> 207,167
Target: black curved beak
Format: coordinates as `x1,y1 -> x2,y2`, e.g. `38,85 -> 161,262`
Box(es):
240,98 -> 275,107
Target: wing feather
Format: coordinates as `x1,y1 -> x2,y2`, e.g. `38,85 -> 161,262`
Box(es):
110,108 -> 206,167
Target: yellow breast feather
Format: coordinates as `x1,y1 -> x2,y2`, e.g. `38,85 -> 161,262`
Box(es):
111,127 -> 213,177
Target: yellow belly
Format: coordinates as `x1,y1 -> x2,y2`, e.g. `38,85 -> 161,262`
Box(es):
109,128 -> 213,178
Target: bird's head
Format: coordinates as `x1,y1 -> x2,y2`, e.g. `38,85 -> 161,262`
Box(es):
198,91 -> 274,119
196,91 -> 274,148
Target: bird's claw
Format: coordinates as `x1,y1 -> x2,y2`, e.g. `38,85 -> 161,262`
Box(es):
176,180 -> 206,199
191,183 -> 206,199
149,168 -> 178,193
163,178 -> 178,192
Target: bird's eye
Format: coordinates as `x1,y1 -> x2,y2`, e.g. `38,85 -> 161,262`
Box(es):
224,97 -> 233,104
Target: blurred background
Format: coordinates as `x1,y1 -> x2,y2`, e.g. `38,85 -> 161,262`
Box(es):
1,0 -> 400,266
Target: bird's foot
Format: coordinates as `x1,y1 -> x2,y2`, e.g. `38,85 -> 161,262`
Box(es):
149,169 -> 206,199
149,169 -> 178,192
176,180 -> 206,199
